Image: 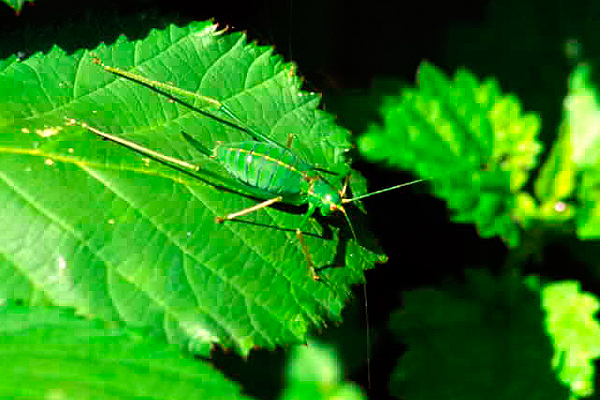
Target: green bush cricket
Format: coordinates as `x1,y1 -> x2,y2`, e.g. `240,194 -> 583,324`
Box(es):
79,57 -> 422,281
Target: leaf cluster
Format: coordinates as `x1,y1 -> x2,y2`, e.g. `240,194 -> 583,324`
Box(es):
359,62 -> 600,246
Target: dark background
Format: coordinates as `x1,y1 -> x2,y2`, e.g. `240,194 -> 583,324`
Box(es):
2,1 -> 598,399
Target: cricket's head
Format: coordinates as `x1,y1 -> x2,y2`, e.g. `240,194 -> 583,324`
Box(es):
309,178 -> 358,242
311,179 -> 343,217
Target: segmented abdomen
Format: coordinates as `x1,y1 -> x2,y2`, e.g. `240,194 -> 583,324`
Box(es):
214,141 -> 311,200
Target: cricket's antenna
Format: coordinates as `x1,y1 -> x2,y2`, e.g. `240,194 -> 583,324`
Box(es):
91,56 -> 288,149
339,206 -> 371,389
92,57 -> 223,108
363,277 -> 371,390
338,177 -> 425,390
342,178 -> 426,204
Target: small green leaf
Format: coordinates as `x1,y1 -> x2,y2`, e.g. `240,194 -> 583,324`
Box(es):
282,340 -> 366,400
558,64 -> 600,239
1,0 -> 32,13
564,64 -> 600,168
358,62 -> 543,246
541,281 -> 600,398
0,22 -> 382,356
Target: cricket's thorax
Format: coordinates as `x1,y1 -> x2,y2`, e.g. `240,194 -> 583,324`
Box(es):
214,141 -> 314,200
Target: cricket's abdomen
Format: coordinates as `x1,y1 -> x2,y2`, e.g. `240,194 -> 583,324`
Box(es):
214,141 -> 312,201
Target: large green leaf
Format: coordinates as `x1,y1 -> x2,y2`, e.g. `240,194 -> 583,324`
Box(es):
0,21 -> 383,356
389,271 -> 569,400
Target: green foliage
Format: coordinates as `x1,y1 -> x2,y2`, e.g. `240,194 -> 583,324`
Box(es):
0,21 -> 384,358
359,62 -> 543,246
4,6 -> 600,400
0,305 -> 249,400
389,270 -> 570,400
